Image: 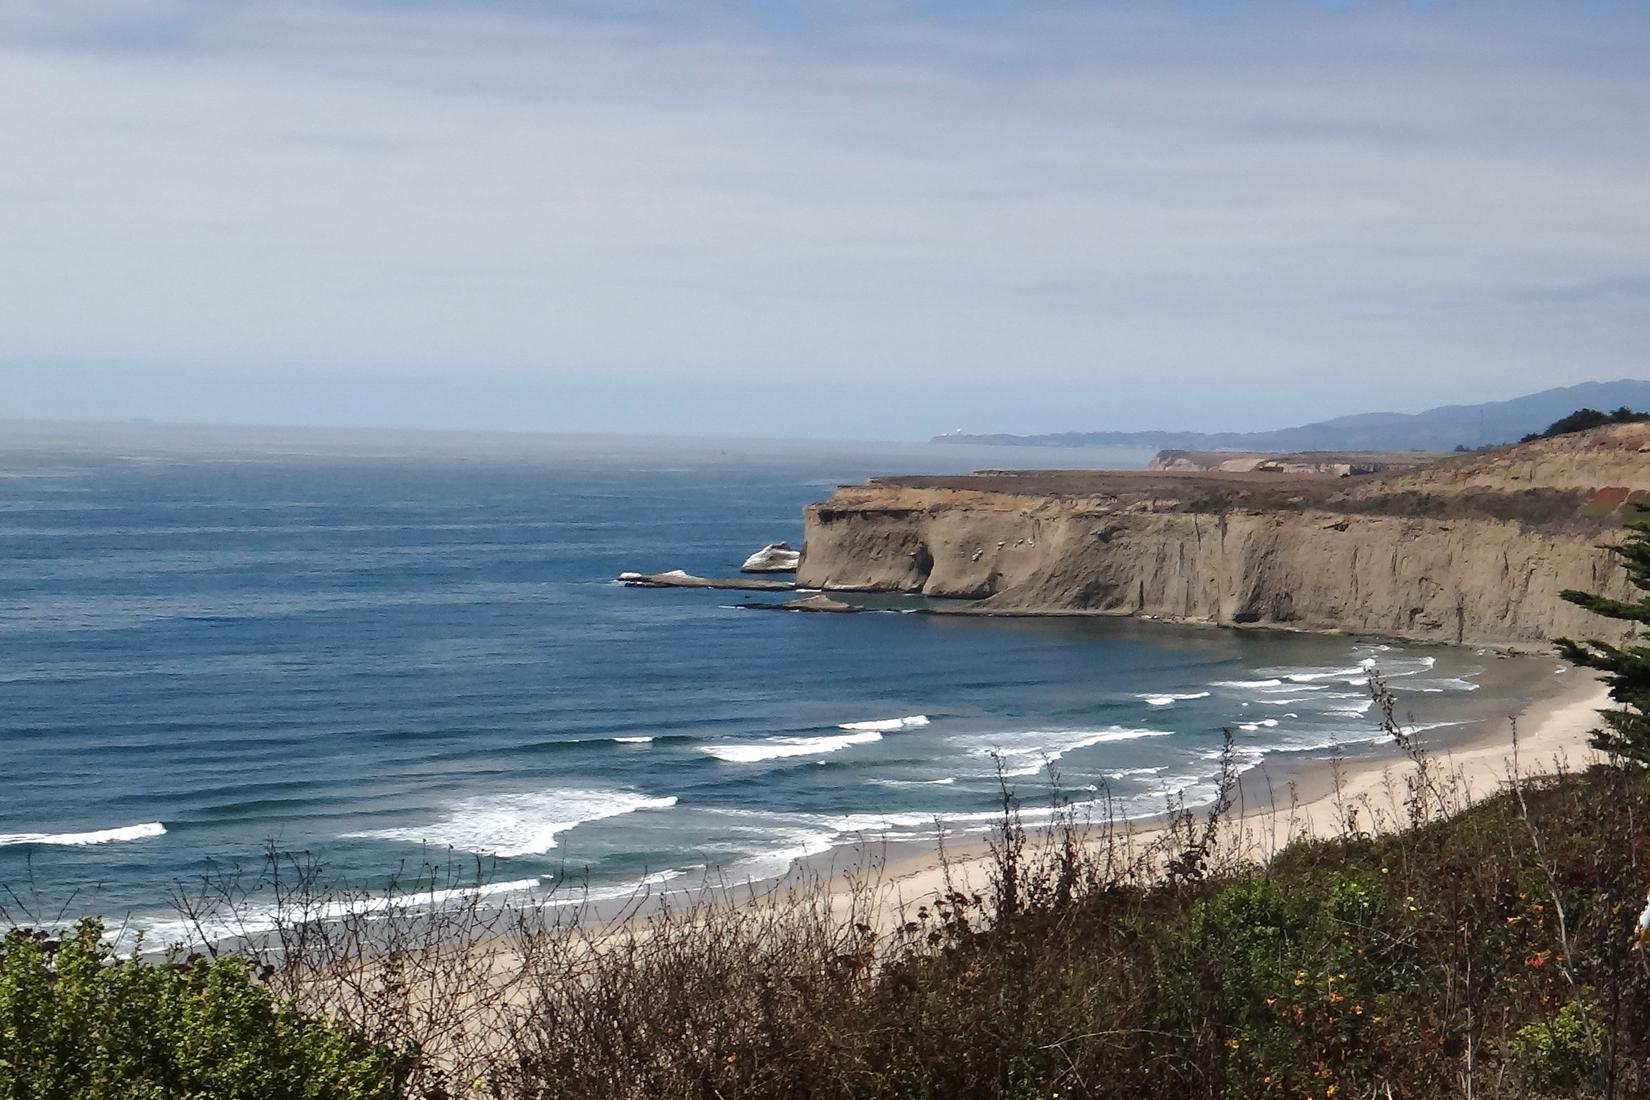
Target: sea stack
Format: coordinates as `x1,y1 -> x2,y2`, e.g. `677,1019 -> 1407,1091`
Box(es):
739,542 -> 802,573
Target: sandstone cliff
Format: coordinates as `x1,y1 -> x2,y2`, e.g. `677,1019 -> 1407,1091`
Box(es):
798,424 -> 1650,647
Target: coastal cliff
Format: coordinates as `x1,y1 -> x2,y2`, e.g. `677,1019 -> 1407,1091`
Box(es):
798,424 -> 1650,646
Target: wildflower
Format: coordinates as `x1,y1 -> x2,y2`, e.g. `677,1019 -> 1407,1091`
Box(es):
1329,992 -> 1345,1004
1353,1004 -> 1364,1015
1327,1087 -> 1339,1097
1226,1038 -> 1241,1050
726,1054 -> 737,1065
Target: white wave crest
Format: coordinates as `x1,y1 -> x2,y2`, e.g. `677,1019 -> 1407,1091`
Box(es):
611,736 -> 654,744
701,730 -> 882,763
956,726 -> 1173,778
1105,766 -> 1166,780
0,821 -> 166,847
129,875 -> 549,950
1401,677 -> 1481,693
1139,692 -> 1211,706
1279,666 -> 1368,683
869,776 -> 956,787
344,789 -> 677,857
838,715 -> 930,732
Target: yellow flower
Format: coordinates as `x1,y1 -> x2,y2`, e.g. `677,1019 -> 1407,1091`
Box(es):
726,1054 -> 737,1065
1226,1038 -> 1241,1050
1327,1086 -> 1339,1096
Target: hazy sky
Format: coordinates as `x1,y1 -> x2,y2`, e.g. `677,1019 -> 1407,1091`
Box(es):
3,1 -> 1647,439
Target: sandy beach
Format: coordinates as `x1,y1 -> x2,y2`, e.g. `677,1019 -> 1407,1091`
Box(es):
837,663 -> 1611,927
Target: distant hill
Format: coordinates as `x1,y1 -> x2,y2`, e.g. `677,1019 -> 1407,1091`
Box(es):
933,379 -> 1650,452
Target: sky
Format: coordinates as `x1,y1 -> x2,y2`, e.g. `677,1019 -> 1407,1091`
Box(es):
2,1 -> 1648,440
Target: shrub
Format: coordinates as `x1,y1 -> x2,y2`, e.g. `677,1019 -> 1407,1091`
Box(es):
1512,997 -> 1603,1094
0,918 -> 413,1099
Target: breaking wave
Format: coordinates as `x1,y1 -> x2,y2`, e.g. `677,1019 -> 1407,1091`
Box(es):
1139,692 -> 1211,706
838,715 -> 930,732
0,821 -> 166,847
700,730 -> 882,763
955,726 -> 1174,778
343,789 -> 677,857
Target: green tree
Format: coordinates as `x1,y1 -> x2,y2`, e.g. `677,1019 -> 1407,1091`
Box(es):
1522,406 -> 1650,443
1557,508 -> 1650,764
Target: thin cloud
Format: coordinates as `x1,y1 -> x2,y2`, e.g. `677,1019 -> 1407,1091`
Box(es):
1,1 -> 1646,435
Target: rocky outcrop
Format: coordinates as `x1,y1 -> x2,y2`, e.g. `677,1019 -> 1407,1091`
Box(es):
618,570 -> 794,592
740,542 -> 802,573
737,594 -> 864,613
797,425 -> 1650,647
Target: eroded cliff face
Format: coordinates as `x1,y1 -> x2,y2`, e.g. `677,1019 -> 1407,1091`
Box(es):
798,425 -> 1650,647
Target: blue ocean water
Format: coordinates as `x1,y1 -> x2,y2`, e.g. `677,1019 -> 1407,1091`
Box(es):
0,424 -> 1543,940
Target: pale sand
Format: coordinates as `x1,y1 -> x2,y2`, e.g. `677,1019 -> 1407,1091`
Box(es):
826,666 -> 1611,929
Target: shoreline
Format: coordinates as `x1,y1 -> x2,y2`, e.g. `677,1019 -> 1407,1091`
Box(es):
807,663 -> 1609,925
116,651 -> 1606,952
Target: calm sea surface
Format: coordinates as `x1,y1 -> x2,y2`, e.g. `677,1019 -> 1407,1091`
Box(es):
0,424 -> 1552,942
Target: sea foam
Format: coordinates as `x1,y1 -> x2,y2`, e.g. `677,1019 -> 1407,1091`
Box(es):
344,789 -> 676,857
0,821 -> 166,847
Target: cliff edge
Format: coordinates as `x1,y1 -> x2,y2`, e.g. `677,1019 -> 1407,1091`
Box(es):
798,424 -> 1650,646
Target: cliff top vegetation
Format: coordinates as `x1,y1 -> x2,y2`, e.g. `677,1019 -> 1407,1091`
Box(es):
1523,407 -> 1650,444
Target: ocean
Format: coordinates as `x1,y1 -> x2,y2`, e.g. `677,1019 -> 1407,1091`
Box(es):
0,423 -> 1554,943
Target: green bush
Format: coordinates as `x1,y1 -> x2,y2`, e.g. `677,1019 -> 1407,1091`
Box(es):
1512,998 -> 1603,1094
0,918 -> 412,1099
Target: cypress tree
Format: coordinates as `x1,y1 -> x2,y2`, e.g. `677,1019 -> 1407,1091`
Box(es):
1557,508 -> 1650,764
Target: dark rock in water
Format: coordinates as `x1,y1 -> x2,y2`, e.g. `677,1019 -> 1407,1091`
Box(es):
618,569 -> 794,592
737,594 -> 863,613
739,542 -> 802,573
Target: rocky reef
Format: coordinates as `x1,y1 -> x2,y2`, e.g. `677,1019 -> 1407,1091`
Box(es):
796,424 -> 1650,647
